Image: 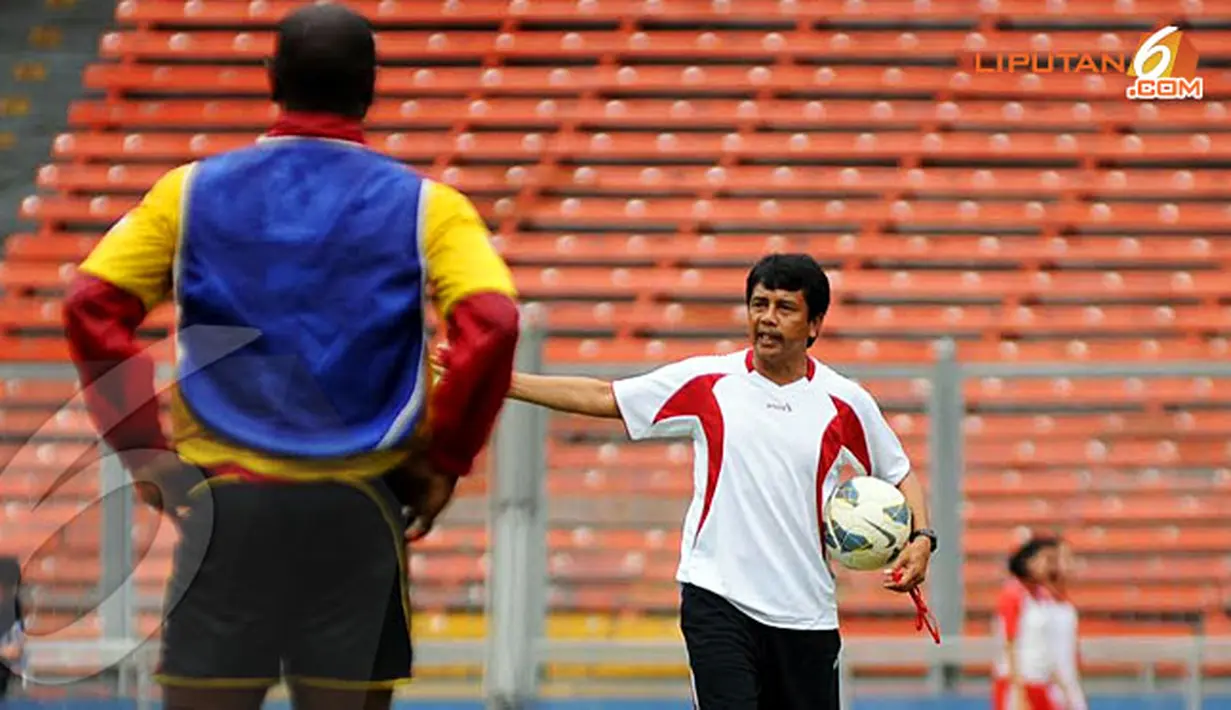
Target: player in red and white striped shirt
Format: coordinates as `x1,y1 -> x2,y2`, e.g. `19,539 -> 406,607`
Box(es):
993,536 -> 1062,710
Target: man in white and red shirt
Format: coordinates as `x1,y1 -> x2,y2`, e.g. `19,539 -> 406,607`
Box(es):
493,254 -> 935,708
993,536 -> 1062,710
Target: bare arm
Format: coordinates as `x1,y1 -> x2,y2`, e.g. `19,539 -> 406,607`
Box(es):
897,470 -> 930,534
884,469 -> 932,591
509,373 -> 620,418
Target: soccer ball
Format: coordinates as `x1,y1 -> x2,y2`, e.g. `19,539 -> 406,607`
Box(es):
823,477 -> 912,571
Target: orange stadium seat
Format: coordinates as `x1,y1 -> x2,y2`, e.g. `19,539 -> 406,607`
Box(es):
4,0 -> 1231,681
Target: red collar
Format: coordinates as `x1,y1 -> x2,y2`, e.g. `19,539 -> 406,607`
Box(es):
745,349 -> 816,380
266,110 -> 367,145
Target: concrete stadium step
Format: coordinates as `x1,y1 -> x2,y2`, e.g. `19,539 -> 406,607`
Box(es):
0,0 -> 115,243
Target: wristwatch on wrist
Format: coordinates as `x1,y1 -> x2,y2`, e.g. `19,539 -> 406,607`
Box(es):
909,528 -> 938,552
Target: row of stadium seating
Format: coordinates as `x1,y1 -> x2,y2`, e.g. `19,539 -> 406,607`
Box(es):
10,383 -> 1231,417
3,0 -> 1231,683
36,126 -> 1231,159
8,258 -> 1231,301
112,0 -> 1231,24
7,336 -> 1231,365
99,28 -> 1231,59
10,298 -> 1231,340
66,98 -> 1231,130
12,423 -> 1231,463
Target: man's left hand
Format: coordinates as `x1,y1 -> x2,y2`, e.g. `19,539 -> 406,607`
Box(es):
129,452 -> 202,526
884,536 -> 931,592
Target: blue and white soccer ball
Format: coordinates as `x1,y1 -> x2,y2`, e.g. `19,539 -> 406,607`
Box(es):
823,477 -> 913,571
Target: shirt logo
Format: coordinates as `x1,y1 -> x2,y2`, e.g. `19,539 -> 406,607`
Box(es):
766,401 -> 792,413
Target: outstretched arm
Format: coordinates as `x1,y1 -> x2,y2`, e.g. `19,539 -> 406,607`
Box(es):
435,355 -> 709,432
508,373 -> 620,418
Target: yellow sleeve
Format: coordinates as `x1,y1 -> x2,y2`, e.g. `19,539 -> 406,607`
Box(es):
78,163 -> 192,311
421,180 -> 518,317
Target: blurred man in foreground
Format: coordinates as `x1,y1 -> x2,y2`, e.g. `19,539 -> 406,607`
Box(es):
63,5 -> 519,709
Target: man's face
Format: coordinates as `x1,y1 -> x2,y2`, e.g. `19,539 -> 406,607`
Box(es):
1056,543 -> 1075,581
1028,546 -> 1060,584
746,284 -> 819,364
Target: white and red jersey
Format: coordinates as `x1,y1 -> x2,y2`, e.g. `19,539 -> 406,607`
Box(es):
993,578 -> 1056,684
1049,592 -> 1087,710
610,349 -> 912,631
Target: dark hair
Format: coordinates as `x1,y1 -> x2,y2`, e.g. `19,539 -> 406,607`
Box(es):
745,253 -> 831,346
1008,535 -> 1059,582
270,4 -> 377,119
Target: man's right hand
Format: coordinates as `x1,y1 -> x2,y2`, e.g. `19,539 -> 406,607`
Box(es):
405,467 -> 457,542
387,456 -> 458,543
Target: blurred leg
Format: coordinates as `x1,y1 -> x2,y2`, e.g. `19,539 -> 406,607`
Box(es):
289,685 -> 393,710
162,686 -> 267,710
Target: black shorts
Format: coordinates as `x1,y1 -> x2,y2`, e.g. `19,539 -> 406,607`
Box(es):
156,474 -> 413,690
680,583 -> 841,710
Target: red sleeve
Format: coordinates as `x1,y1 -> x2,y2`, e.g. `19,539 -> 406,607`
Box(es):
62,273 -> 169,469
426,291 -> 520,477
997,583 -> 1024,644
